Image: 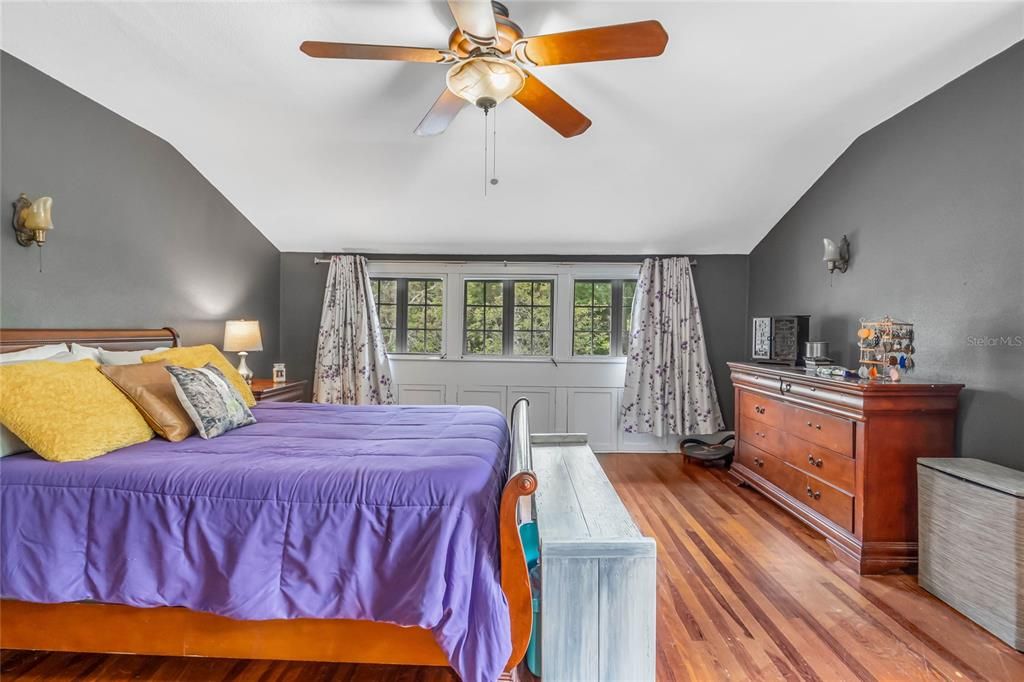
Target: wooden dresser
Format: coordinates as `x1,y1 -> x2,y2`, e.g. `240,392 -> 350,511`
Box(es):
728,362 -> 962,574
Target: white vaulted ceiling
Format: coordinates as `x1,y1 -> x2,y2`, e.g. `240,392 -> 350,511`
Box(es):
2,1 -> 1021,254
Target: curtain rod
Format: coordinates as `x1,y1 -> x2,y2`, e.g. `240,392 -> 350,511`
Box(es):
312,257 -> 697,266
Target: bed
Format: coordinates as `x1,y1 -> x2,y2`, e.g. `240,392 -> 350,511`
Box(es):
0,328 -> 537,682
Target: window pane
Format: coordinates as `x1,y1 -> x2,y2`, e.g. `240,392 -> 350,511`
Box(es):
593,331 -> 611,356
382,328 -> 397,353
484,332 -> 503,354
594,306 -> 611,332
426,281 -> 443,305
379,279 -> 397,304
466,306 -> 484,330
425,329 -> 442,353
533,307 -> 550,331
622,280 -> 637,352
408,280 -> 425,304
533,281 -> 551,305
533,332 -> 552,355
594,282 -> 612,305
425,305 -> 443,329
513,306 -> 531,330
465,330 -> 484,353
408,305 -> 425,328
466,281 -> 484,305
378,304 -> 397,330
574,282 -> 592,305
514,281 -> 533,305
485,281 -> 503,305
574,334 -> 591,356
484,307 -> 504,330
407,330 -> 425,353
513,332 -> 531,355
574,307 -> 592,332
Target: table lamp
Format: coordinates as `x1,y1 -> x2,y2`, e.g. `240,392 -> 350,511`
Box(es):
223,319 -> 262,384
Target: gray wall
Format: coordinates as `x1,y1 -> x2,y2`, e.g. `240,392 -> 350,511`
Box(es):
1,52 -> 281,375
749,41 -> 1023,468
279,253 -> 749,426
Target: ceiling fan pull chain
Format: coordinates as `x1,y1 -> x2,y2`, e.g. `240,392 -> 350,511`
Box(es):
483,107 -> 489,197
491,107 -> 498,187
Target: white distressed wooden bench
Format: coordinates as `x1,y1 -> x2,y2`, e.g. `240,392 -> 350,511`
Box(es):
531,433 -> 657,682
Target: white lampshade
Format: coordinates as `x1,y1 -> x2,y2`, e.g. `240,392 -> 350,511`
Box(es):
446,57 -> 526,107
223,319 -> 263,352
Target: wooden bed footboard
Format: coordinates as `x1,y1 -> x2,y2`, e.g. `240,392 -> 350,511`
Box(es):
0,328 -> 538,674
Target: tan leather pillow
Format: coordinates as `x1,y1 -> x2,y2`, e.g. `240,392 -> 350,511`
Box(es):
100,361 -> 194,442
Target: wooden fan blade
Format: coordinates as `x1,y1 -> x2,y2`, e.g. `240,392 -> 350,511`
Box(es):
513,72 -> 591,138
447,0 -> 498,46
414,88 -> 466,136
516,20 -> 668,66
300,41 -> 450,63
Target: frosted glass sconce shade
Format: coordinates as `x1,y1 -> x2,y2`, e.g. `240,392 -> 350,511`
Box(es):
12,193 -> 54,247
823,235 -> 850,273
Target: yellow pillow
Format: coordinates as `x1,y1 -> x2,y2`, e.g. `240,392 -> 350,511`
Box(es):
0,360 -> 154,462
142,344 -> 256,407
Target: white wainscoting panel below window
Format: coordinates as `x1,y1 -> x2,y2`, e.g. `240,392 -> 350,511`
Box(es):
397,384 -> 446,405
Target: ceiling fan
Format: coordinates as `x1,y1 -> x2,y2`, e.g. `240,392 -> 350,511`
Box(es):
300,0 -> 668,138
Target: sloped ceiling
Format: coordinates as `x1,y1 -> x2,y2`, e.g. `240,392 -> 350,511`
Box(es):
2,1 -> 1021,254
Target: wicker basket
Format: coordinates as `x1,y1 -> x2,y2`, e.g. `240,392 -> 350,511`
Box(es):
918,458 -> 1024,651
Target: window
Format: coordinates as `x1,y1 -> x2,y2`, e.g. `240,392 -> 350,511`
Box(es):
464,279 -> 553,356
573,279 -> 637,356
370,278 -> 443,354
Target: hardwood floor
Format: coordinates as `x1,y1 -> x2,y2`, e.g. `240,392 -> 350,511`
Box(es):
3,455 -> 1022,681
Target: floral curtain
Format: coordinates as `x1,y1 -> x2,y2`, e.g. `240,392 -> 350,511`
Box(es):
621,257 -> 724,437
313,255 -> 395,405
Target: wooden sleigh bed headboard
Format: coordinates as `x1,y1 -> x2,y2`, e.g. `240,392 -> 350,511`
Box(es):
0,327 -> 181,354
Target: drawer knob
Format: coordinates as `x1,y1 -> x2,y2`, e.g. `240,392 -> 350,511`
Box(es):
806,486 -> 821,500
807,454 -> 823,467
756,431 -> 765,438
753,457 -> 764,467
805,421 -> 822,430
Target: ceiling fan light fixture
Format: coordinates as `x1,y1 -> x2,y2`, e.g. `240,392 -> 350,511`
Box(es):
445,57 -> 525,109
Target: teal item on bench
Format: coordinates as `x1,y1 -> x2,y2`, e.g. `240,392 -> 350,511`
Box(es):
526,563 -> 542,676
519,521 -> 541,675
519,521 -> 539,568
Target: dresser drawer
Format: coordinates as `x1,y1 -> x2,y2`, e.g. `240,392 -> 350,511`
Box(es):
736,441 -> 802,492
784,405 -> 855,457
799,474 -> 854,533
781,434 -> 856,494
739,415 -> 786,456
739,390 -> 784,428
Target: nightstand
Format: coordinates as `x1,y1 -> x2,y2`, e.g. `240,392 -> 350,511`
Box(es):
250,379 -> 307,403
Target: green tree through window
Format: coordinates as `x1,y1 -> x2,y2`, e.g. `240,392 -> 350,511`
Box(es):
370,278 -> 443,354
465,279 -> 553,356
573,279 -> 636,356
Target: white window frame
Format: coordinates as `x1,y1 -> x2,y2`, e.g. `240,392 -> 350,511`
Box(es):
367,261 -> 640,364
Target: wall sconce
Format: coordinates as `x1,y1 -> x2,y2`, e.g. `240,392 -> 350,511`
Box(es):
12,193 -> 54,247
823,235 -> 850,274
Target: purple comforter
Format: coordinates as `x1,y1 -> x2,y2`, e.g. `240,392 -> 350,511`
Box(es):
1,402 -> 512,682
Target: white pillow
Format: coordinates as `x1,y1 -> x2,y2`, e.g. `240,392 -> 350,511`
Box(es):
98,346 -> 170,365
70,343 -> 103,362
0,343 -> 68,364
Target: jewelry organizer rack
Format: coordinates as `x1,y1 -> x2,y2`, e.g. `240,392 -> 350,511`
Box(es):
857,316 -> 915,379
